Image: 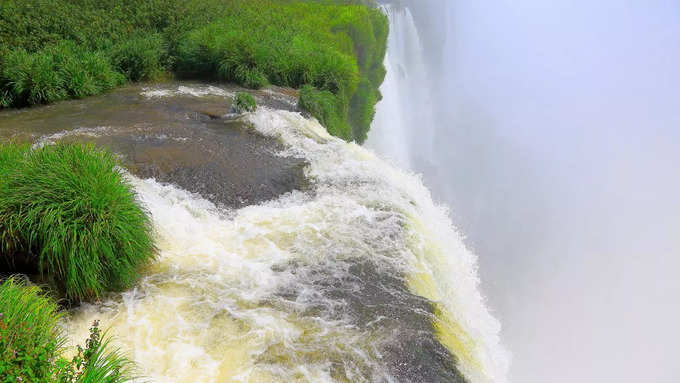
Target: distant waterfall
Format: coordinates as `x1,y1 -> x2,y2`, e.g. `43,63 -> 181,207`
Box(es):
366,5 -> 436,170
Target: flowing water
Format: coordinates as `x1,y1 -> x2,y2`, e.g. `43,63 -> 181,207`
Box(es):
366,5 -> 436,171
0,80 -> 507,382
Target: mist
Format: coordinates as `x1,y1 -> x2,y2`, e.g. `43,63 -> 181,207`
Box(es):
373,1 -> 680,381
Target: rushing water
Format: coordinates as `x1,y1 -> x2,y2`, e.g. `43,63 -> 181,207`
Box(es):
366,5 -> 436,171
62,105 -> 507,382
0,6 -> 508,380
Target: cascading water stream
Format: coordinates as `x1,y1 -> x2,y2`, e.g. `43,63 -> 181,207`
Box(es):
29,5 -> 510,380
55,94 -> 508,382
366,5 -> 437,171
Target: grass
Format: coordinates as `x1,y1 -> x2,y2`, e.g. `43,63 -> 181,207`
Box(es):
0,143 -> 155,302
234,92 -> 257,113
0,277 -> 63,381
0,277 -> 136,382
0,0 -> 387,142
299,85 -> 352,140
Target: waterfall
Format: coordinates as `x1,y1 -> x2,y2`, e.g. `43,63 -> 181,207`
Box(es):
366,5 -> 436,171
58,86 -> 508,383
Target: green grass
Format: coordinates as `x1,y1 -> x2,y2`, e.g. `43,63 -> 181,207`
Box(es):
234,92 -> 257,113
0,0 -> 387,142
0,277 -> 63,381
0,143 -> 155,301
0,277 -> 136,382
299,85 -> 352,140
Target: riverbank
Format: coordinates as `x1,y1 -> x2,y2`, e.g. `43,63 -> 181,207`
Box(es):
0,0 -> 387,143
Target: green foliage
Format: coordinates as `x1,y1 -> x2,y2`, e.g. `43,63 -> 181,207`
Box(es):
0,143 -> 155,301
0,0 -> 388,141
0,277 -> 136,382
299,85 -> 352,140
0,277 -> 63,382
109,33 -> 166,82
349,79 -> 379,143
0,43 -> 124,107
234,92 -> 257,113
55,321 -> 135,383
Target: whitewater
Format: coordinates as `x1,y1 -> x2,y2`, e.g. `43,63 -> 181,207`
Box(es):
52,4 -> 511,382
58,102 -> 506,382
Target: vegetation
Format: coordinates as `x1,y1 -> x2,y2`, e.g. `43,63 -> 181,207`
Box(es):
0,143 -> 155,301
0,0 -> 387,142
300,85 -> 351,139
0,277 -> 135,382
234,92 -> 257,113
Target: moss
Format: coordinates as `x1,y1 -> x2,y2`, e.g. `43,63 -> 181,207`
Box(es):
0,143 -> 155,302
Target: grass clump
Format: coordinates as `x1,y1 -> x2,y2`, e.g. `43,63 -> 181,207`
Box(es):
0,43 -> 124,107
0,277 -> 63,381
234,92 -> 257,113
0,143 -> 155,301
109,33 -> 167,82
0,277 -> 136,382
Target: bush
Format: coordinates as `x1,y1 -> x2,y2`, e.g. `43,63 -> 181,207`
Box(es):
175,0 -> 387,141
0,277 -> 136,382
234,92 -> 257,113
0,143 -> 155,301
109,33 -> 167,82
0,43 -> 124,107
299,85 -> 352,140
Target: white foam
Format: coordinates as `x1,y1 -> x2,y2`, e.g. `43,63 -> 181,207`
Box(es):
65,108 -> 508,383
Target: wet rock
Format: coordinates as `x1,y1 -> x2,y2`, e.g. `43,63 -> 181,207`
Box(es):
0,82 -> 308,208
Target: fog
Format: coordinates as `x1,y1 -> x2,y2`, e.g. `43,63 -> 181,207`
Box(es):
377,1 -> 680,381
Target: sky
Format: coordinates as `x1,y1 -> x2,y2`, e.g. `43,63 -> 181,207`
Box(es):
399,1 -> 680,381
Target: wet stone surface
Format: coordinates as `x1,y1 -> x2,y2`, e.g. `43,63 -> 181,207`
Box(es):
272,258 -> 466,383
0,82 -> 307,208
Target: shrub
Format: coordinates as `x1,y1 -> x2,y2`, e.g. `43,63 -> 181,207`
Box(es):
349,78 -> 379,143
0,143 -> 155,301
0,43 -> 124,107
109,33 -> 167,82
299,85 -> 352,140
234,92 -> 257,113
0,277 -> 136,382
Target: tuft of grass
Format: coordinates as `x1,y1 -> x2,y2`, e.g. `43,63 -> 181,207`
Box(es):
0,143 -> 155,301
0,277 -> 137,382
109,33 -> 167,82
0,43 -> 124,107
0,276 -> 64,381
234,92 -> 257,113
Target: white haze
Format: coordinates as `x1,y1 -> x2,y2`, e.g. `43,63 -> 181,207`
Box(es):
371,1 -> 680,382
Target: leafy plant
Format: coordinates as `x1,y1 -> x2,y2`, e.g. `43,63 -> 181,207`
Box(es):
0,277 -> 63,382
234,92 -> 257,113
0,277 -> 137,382
0,143 -> 155,301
